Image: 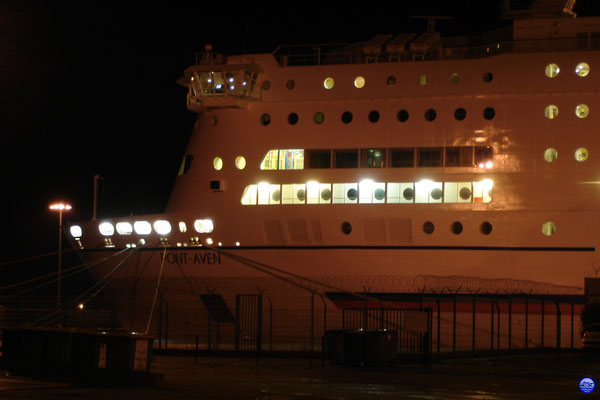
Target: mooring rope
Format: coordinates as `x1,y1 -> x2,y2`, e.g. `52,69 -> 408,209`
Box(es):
145,247 -> 167,335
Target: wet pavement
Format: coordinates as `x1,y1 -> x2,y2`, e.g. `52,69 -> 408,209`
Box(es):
1,351 -> 600,399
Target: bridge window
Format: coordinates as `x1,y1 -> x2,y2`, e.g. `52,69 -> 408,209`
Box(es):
390,148 -> 415,167
279,149 -> 304,169
306,149 -> 331,168
475,146 -> 493,168
445,147 -> 472,167
417,148 -> 442,167
241,185 -> 258,205
178,154 -> 193,175
260,150 -> 279,170
361,148 -> 385,168
334,149 -> 358,168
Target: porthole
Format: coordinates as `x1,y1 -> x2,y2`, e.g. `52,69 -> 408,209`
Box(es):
341,221 -> 352,235
323,77 -> 335,89
459,187 -> 472,200
286,80 -> 295,90
483,107 -> 495,120
354,76 -> 365,88
480,221 -> 493,235
402,188 -> 414,201
575,62 -> 590,77
431,188 -> 443,200
418,74 -> 428,85
450,73 -> 460,83
541,221 -> 556,236
423,221 -> 435,235
321,188 -> 331,202
288,112 -> 299,125
271,189 -> 281,202
368,110 -> 380,123
261,81 -> 271,91
314,112 -> 325,124
374,188 -> 385,201
341,111 -> 353,124
543,148 -> 558,162
397,109 -> 409,122
425,109 -> 437,122
235,156 -> 246,170
451,221 -> 463,235
575,147 -> 589,162
260,113 -> 271,126
544,105 -> 559,120
297,188 -> 306,202
213,157 -> 223,171
575,104 -> 589,119
545,63 -> 560,78
483,72 -> 493,83
454,108 -> 466,121
347,188 -> 358,201
387,76 -> 396,86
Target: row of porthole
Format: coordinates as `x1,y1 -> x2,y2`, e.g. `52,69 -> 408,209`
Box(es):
339,221 -> 493,235
213,156 -> 247,170
545,62 -> 590,78
544,147 -> 589,162
544,104 -> 590,119
260,107 -> 496,126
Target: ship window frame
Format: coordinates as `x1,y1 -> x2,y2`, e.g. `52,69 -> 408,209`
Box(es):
360,148 -> 386,168
397,109 -> 409,122
333,149 -> 359,168
417,147 -> 443,167
305,149 -> 331,169
390,148 -> 415,168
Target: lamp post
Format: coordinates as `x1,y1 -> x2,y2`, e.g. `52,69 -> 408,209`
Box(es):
49,202 -> 71,322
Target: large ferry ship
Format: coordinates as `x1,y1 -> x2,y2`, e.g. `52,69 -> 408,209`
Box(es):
71,1 -> 600,351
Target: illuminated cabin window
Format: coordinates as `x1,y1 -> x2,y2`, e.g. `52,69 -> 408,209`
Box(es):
194,70 -> 257,97
260,150 -> 279,170
397,110 -> 409,122
134,221 -> 152,235
545,63 -> 560,78
544,148 -> 558,162
99,222 -> 114,236
70,225 -> 82,238
116,222 -> 133,235
153,220 -> 172,236
194,219 -> 214,233
544,105 -> 559,119
542,221 -> 556,236
334,149 -> 358,168
279,149 -> 304,169
242,180 -> 492,205
323,77 -> 335,89
417,148 -> 442,167
354,76 -> 366,88
415,180 -> 443,203
235,156 -> 247,170
314,112 -> 325,124
576,104 -> 589,119
178,154 -> 193,176
179,222 -> 187,233
575,62 -> 590,77
418,74 -> 428,85
361,148 -> 385,168
213,157 -> 223,171
359,180 -> 385,204
390,148 -> 415,167
575,147 -> 589,162
445,147 -> 473,167
450,73 -> 460,83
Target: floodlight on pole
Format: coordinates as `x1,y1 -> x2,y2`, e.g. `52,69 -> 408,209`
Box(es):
49,202 -> 71,324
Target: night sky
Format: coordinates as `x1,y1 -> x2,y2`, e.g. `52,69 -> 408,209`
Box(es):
1,0 -> 599,264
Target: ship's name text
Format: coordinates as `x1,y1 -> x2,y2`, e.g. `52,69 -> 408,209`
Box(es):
161,252 -> 221,265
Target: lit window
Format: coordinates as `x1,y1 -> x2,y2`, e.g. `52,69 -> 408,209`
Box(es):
323,77 -> 335,89
206,237 -> 213,245
294,184 -> 306,204
319,183 -> 332,204
450,73 -> 459,83
545,63 -> 560,78
194,219 -> 214,233
241,185 -> 258,205
269,184 -> 281,204
575,147 -> 589,162
213,157 -> 223,170
542,221 -> 556,236
576,104 -> 589,119
116,222 -> 133,235
260,150 -> 279,170
153,220 -> 172,236
543,148 -> 558,162
473,179 -> 493,203
306,181 -> 320,204
281,184 -> 294,204
235,156 -> 246,170
418,74 -> 428,85
359,180 -> 385,204
99,222 -> 115,237
443,182 -> 472,203
415,180 -> 442,203
354,76 -> 365,88
475,146 -> 493,167
575,62 -> 590,77
70,225 -> 82,238
179,222 -> 187,233
544,105 -> 559,119
279,149 -> 304,170
134,221 -> 152,235
333,183 -> 357,204
257,182 -> 270,205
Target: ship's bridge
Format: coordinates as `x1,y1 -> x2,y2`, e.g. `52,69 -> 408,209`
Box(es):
179,52 -> 262,111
